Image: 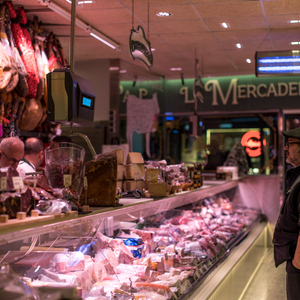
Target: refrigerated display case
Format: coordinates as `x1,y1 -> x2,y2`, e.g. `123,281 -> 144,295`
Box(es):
0,175 -> 279,300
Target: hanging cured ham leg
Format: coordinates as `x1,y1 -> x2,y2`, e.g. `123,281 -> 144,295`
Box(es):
5,2 -> 38,98
3,3 -> 28,97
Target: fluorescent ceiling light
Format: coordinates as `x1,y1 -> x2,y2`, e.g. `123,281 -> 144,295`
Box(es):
157,12 -> 172,17
119,70 -> 127,73
151,48 -> 155,51
109,67 -> 119,71
221,22 -> 229,28
170,67 -> 182,71
290,20 -> 300,23
66,0 -> 93,3
291,41 -> 300,45
236,43 -> 242,49
38,0 -> 120,50
90,28 -> 119,49
246,59 -> 251,63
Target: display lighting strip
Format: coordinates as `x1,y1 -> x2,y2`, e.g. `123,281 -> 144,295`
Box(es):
258,66 -> 300,73
258,57 -> 300,63
38,0 -> 120,50
257,56 -> 300,73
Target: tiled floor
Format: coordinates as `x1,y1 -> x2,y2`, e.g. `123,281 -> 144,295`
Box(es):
241,247 -> 286,300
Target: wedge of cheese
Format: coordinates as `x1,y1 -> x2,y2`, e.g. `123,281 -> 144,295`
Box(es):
117,164 -> 126,181
112,149 -> 124,165
145,168 -> 159,182
123,180 -> 145,192
147,182 -> 166,197
125,164 -> 145,180
126,152 -> 144,164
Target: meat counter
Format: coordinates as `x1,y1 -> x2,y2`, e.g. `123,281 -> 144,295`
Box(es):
0,175 -> 280,300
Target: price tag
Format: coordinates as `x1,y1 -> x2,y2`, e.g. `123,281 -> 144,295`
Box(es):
63,174 -> 72,188
0,177 -> 6,191
147,173 -> 152,182
84,176 -> 88,189
134,172 -> 140,180
12,176 -> 24,190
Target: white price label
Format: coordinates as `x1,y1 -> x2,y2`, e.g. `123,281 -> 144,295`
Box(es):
12,176 -> 24,190
63,174 -> 72,188
134,172 -> 140,180
147,173 -> 152,182
84,176 -> 88,189
0,177 -> 6,191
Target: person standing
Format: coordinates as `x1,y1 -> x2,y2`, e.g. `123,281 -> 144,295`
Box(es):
17,138 -> 44,178
0,137 -> 24,168
273,127 -> 300,300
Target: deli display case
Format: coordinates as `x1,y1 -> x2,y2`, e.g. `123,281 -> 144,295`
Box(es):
0,175 -> 279,300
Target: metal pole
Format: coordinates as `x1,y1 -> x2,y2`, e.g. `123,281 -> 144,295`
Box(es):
70,0 -> 76,73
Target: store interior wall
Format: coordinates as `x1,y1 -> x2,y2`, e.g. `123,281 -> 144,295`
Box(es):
60,59 -> 111,161
75,59 -> 110,122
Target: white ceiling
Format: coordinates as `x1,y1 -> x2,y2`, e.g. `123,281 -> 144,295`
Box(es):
11,0 -> 300,81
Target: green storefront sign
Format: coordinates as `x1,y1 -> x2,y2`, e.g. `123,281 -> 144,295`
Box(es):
119,75 -> 300,114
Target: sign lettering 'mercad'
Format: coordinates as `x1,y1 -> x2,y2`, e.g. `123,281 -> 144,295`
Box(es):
129,25 -> 153,70
205,79 -> 238,106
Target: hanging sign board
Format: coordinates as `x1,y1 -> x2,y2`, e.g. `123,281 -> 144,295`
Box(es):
129,25 -> 153,69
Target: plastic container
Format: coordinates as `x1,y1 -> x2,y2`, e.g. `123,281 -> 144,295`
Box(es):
45,142 -> 85,194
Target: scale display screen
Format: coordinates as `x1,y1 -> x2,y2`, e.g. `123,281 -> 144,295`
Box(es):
80,93 -> 94,110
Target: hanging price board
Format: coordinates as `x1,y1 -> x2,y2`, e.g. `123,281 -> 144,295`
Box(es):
63,174 -> 72,188
12,176 -> 24,190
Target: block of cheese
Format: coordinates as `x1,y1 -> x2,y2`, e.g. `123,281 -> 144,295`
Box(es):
126,152 -> 144,164
112,149 -> 124,165
145,168 -> 159,182
147,182 -> 166,197
80,152 -> 117,206
124,180 -> 145,192
117,164 -> 126,181
116,181 -> 123,193
125,164 -> 145,180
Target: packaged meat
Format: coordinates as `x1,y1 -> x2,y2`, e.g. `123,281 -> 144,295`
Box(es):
115,264 -> 150,280
51,252 -> 85,273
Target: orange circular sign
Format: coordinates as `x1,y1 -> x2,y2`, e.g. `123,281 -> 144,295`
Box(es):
241,131 -> 266,157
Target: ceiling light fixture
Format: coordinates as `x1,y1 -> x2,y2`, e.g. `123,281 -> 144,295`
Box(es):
38,0 -> 120,50
246,59 -> 251,63
66,0 -> 94,3
119,70 -> 127,73
170,67 -> 182,71
90,30 -> 118,49
291,41 -> 300,45
151,48 -> 155,51
290,20 -> 300,23
236,43 -> 242,49
157,12 -> 172,17
221,22 -> 229,28
109,67 -> 119,71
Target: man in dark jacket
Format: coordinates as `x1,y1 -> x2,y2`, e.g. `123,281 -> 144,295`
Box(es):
273,127 -> 300,300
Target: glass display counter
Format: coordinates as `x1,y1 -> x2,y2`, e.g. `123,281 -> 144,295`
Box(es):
0,175 -> 279,300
